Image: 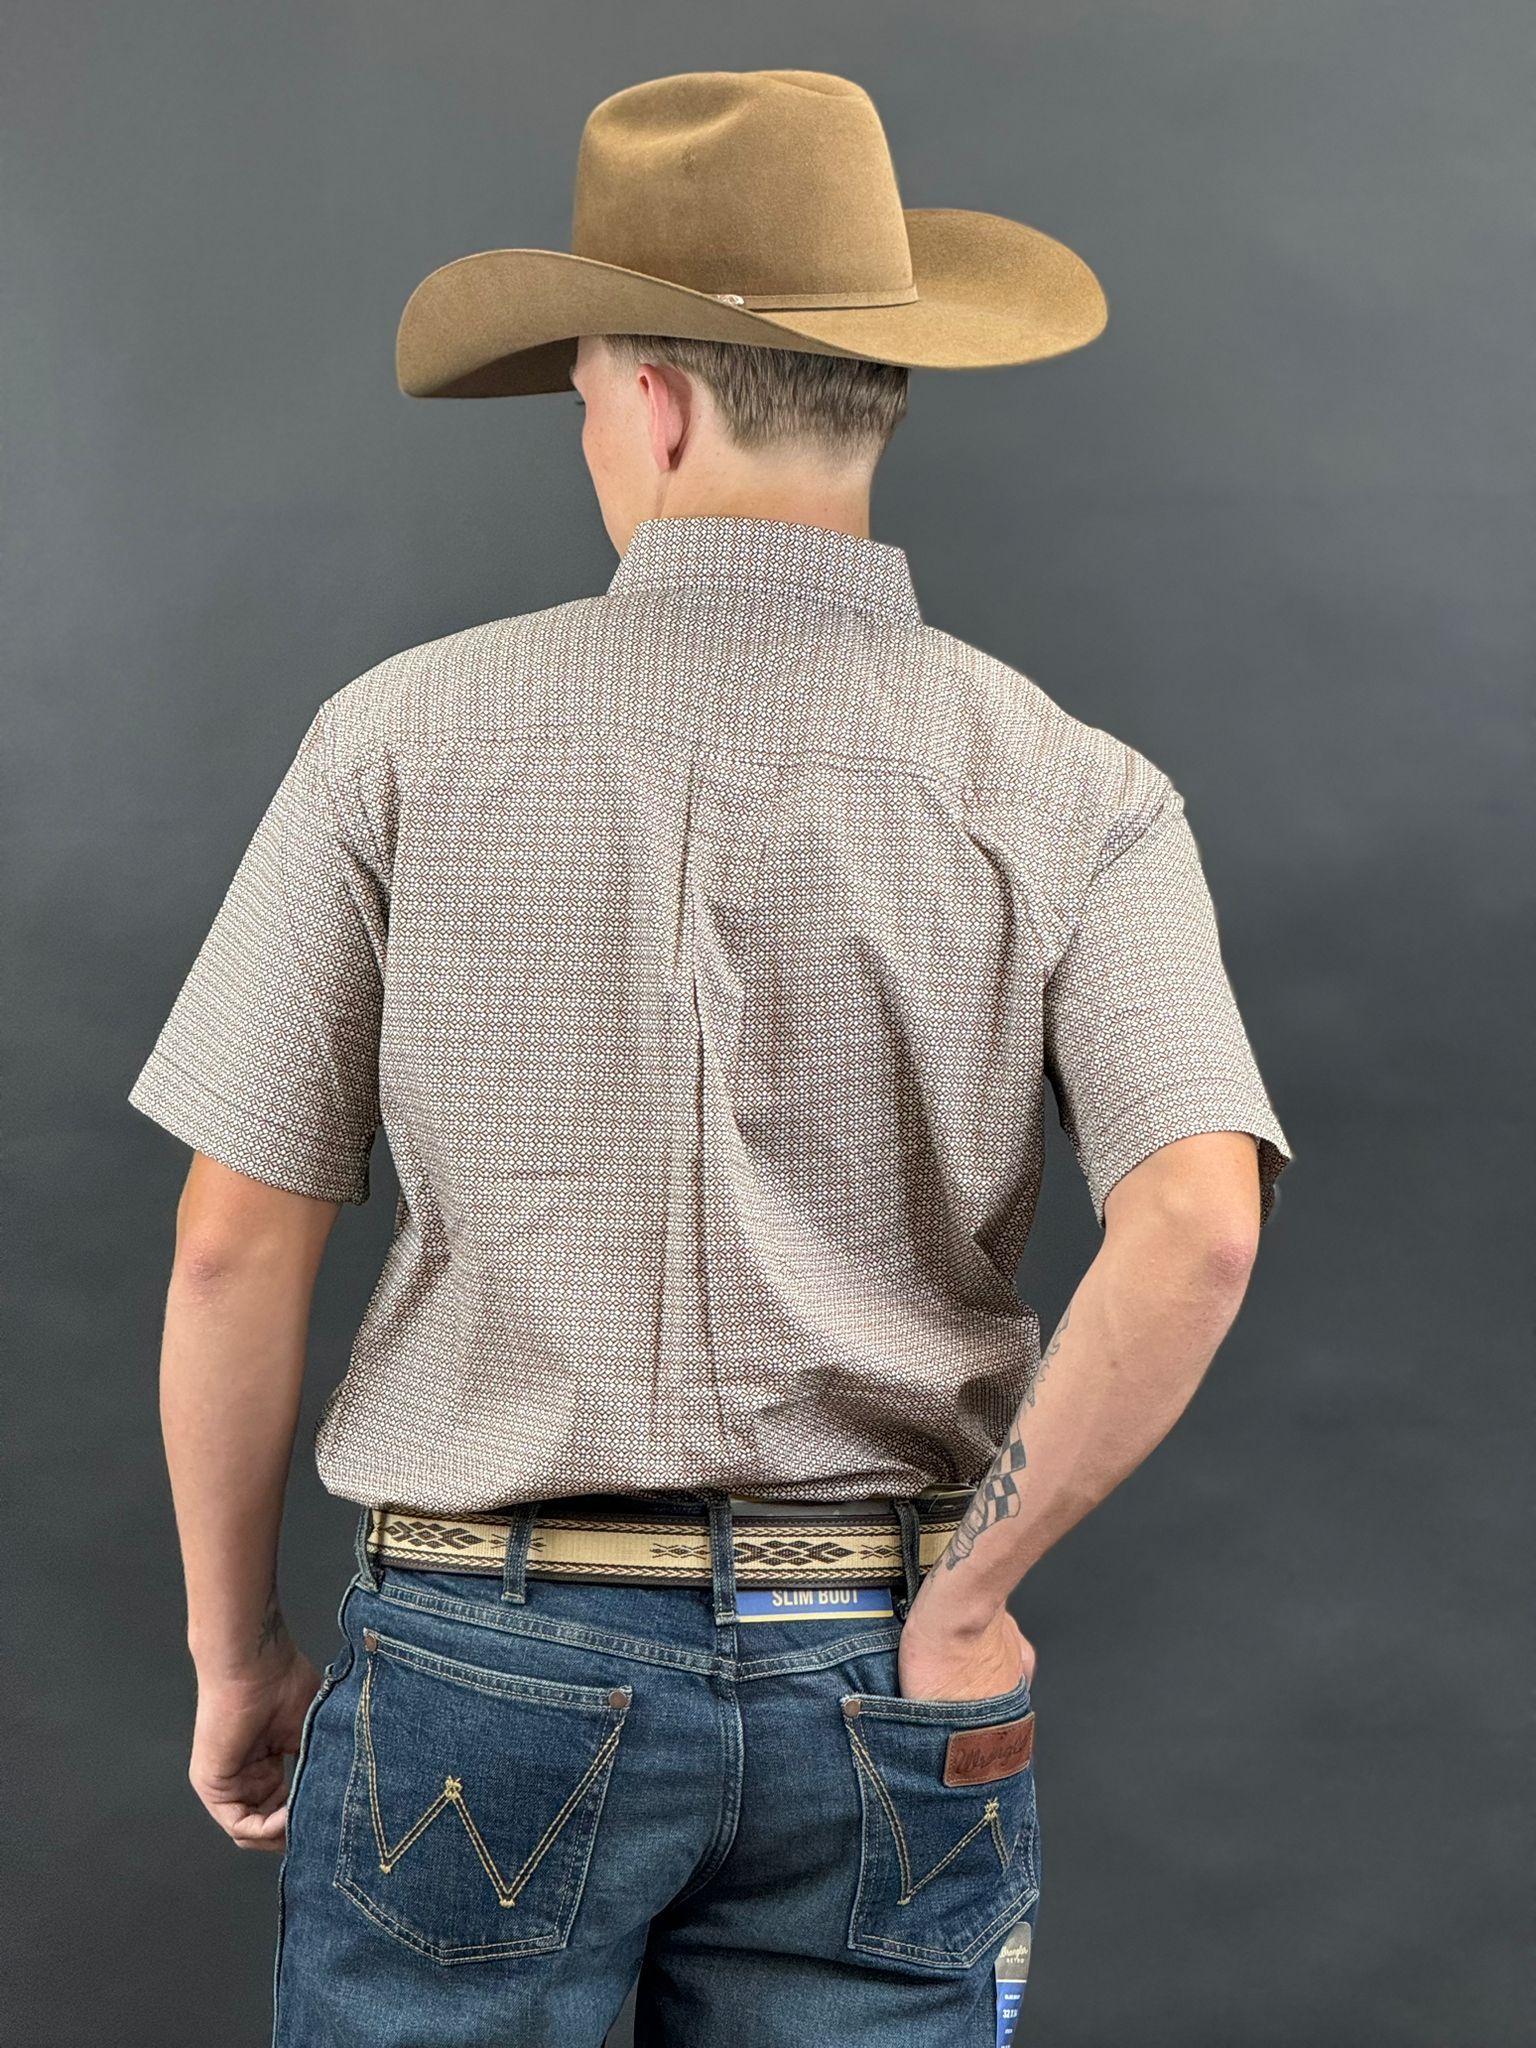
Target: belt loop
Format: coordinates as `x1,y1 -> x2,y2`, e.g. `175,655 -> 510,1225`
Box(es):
353,1504 -> 382,1592
501,1503 -> 539,1604
702,1489 -> 738,1640
892,1496 -> 923,1620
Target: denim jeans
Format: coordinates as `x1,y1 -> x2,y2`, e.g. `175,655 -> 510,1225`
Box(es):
273,1493 -> 1042,2046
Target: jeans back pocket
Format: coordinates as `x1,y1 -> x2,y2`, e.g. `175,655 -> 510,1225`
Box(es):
334,1625 -> 632,1964
840,1676 -> 1040,1974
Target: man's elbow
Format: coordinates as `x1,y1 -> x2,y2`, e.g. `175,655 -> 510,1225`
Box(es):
1199,1225 -> 1261,1295
169,1153 -> 341,1281
1102,1132 -> 1266,1283
1129,1206 -> 1260,1296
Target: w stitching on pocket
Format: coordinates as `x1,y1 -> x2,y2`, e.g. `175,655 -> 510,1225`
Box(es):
840,1691 -> 1040,1972
355,1645 -> 629,1909
844,1714 -> 1018,1906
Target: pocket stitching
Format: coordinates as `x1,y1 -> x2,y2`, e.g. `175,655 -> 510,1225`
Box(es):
355,1646 -> 629,1905
332,1639 -> 631,1961
842,1714 -> 1039,1968
362,1626 -> 626,1713
842,1674 -> 1032,1725
845,1717 -> 1015,1904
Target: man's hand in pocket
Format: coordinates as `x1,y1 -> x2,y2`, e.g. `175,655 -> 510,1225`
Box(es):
188,1650 -> 326,1852
896,1602 -> 1036,1704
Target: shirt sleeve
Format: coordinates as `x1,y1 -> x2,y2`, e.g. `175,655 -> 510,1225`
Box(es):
126,701 -> 387,1204
1043,767 -> 1293,1231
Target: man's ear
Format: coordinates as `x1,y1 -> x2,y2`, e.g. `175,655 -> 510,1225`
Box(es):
641,359 -> 696,472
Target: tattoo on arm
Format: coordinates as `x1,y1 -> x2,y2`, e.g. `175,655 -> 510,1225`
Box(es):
256,1580 -> 290,1658
1027,1301 -> 1072,1405
942,1430 -> 1027,1569
941,1302 -> 1072,1570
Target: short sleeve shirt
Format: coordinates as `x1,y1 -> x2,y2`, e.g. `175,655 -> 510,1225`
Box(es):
127,514 -> 1294,1513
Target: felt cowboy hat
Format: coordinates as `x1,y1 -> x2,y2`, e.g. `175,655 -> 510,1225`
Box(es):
396,68 -> 1108,398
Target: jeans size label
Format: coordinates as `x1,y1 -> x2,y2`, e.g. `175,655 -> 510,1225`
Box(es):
734,1585 -> 895,1622
995,1915 -> 1033,2046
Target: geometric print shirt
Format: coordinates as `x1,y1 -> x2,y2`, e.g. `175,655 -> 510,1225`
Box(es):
127,513 -> 1294,1514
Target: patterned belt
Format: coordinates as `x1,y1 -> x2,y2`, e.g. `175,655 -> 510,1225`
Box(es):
365,1485 -> 974,1589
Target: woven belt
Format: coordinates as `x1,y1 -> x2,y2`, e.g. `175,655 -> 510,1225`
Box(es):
365,1487 -> 974,1589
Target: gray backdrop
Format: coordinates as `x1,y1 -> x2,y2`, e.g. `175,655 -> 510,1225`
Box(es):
7,3 -> 1527,2043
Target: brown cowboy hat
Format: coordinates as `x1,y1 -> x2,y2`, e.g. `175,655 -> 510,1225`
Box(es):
396,68 -> 1108,399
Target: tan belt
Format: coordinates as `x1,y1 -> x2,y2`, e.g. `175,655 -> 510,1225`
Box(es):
365,1486 -> 973,1589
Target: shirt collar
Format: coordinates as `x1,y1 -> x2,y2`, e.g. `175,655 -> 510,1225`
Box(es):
604,514 -> 923,626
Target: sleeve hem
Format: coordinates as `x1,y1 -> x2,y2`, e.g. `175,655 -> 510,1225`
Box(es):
1080,1097 -> 1293,1231
127,1053 -> 372,1205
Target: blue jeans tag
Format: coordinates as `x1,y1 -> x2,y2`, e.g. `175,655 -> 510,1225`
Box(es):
734,1585 -> 895,1622
994,1915 -> 1033,2046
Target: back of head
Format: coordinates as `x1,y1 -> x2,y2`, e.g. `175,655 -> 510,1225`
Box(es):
600,333 -> 909,467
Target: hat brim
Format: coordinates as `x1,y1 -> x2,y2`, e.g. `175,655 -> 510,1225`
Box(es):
396,208 -> 1108,397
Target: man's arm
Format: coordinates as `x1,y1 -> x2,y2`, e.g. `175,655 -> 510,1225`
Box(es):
894,748 -> 1294,1701
159,1152 -> 341,1850
899,1128 -> 1264,1701
125,697 -> 389,1843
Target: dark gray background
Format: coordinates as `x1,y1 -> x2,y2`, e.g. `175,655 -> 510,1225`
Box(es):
7,3 -> 1527,2042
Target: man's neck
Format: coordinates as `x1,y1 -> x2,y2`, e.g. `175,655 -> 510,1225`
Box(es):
644,478 -> 874,541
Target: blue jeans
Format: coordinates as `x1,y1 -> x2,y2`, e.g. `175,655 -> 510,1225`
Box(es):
273,1494 -> 1042,2046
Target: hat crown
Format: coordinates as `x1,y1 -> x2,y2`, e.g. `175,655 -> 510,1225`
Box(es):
571,70 -> 917,310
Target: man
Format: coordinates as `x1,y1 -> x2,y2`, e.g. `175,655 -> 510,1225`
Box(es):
128,70 -> 1292,2048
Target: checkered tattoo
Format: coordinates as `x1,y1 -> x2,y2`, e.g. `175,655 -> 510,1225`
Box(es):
942,1431 -> 1028,1569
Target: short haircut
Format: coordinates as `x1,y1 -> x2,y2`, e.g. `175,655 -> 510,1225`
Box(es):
598,333 -> 909,463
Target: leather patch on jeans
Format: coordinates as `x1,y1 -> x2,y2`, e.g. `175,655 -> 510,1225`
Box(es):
942,1709 -> 1035,1786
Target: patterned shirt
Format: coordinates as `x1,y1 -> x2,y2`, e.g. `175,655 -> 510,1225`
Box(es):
127,514 -> 1294,1512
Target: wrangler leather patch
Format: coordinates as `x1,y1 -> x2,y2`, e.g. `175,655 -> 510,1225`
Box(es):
943,1709 -> 1035,1786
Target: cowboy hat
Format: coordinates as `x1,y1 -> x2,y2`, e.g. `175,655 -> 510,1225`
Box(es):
396,68 -> 1108,398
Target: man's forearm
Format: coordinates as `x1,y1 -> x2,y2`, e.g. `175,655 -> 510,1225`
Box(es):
910,1218 -> 1257,1633
159,1245 -> 316,1677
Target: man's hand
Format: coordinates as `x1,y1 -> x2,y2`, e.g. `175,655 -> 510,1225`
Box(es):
189,1648 -> 326,1852
896,1598 -> 1036,1704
